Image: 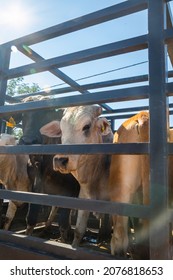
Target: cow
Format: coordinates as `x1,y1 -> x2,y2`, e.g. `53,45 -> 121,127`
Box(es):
40,115 -> 114,243
26,135 -> 80,241
19,95 -> 63,145
0,133 -> 31,230
39,106 -> 159,256
18,96 -> 80,241
39,106 -> 119,251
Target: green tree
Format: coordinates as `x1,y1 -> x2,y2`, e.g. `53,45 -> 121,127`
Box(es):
7,77 -> 41,96
6,77 -> 41,139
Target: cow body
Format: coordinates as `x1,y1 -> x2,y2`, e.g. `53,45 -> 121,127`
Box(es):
26,136 -> 80,240
40,106 -> 116,249
108,111 -> 149,254
31,106 -> 173,256
19,96 -> 80,239
0,134 -> 31,230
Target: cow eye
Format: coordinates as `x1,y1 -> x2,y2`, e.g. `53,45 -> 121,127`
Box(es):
82,124 -> 91,132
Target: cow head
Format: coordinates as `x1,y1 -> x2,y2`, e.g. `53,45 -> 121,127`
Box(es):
19,95 -> 63,144
40,105 -> 112,175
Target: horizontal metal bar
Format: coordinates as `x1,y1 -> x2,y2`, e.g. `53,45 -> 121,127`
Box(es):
6,74 -> 150,103
0,85 -> 149,116
168,143 -> 173,154
102,105 -> 149,115
18,46 -> 90,95
0,143 -> 149,155
17,46 -> 111,111
1,0 -> 148,48
167,81 -> 173,95
0,231 -> 114,260
12,75 -> 149,103
0,189 -> 151,219
5,35 -> 148,79
6,71 -> 173,103
164,27 -> 173,42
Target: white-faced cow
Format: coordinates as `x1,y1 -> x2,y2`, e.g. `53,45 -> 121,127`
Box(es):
40,106 -> 118,252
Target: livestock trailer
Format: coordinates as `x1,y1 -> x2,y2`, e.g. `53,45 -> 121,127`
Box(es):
0,0 -> 173,260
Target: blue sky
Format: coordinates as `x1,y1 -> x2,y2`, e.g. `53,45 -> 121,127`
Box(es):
1,0 -> 148,87
1,0 -> 173,127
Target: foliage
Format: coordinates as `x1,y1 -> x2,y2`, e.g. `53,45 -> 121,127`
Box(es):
12,128 -> 23,140
6,77 -> 41,139
7,77 -> 41,96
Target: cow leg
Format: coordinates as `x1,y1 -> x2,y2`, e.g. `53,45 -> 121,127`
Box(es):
109,155 -> 141,256
45,207 -> 72,243
3,201 -> 18,230
25,204 -> 42,235
45,206 -> 58,228
72,210 -> 90,248
57,208 -> 71,242
111,215 -> 129,256
26,160 -> 43,235
98,214 -> 112,243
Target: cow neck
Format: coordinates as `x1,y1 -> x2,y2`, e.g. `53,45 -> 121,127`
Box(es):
72,153 -> 111,200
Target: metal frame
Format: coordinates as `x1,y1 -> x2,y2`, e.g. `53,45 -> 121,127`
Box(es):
0,0 -> 173,259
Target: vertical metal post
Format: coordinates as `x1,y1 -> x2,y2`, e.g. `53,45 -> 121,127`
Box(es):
0,45 -> 11,105
148,0 -> 170,259
0,45 -> 11,226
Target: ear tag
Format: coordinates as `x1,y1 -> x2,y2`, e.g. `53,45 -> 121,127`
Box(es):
6,117 -> 16,128
101,125 -> 105,132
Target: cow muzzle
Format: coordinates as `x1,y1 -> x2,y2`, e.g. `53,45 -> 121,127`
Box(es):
53,156 -> 69,173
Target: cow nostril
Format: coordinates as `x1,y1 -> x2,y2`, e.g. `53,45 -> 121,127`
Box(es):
55,157 -> 69,167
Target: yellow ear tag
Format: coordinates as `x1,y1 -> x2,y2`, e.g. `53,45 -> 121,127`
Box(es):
101,125 -> 105,132
6,117 -> 16,128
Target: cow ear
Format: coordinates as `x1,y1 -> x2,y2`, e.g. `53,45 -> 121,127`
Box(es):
97,118 -> 112,136
92,105 -> 102,117
40,121 -> 61,137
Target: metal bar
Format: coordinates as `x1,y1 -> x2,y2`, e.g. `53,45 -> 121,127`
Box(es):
166,2 -> 173,65
0,143 -> 149,155
11,74 -> 149,102
4,35 -> 148,79
18,46 -> 91,95
0,189 -> 151,219
0,46 -> 11,227
17,46 -> 111,111
1,0 -> 148,48
6,70 -> 173,103
166,81 -> 173,95
0,45 -> 11,117
168,143 -> 173,154
148,0 -> 170,259
0,85 -> 149,116
0,231 -> 114,260
102,105 -> 149,115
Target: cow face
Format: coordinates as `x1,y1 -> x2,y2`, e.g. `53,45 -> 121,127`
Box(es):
40,105 -> 112,175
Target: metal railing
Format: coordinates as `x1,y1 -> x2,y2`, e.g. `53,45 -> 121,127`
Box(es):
0,0 -> 173,259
